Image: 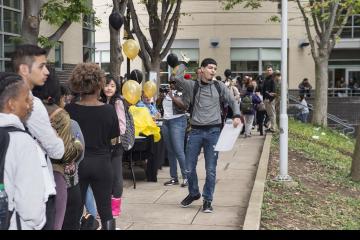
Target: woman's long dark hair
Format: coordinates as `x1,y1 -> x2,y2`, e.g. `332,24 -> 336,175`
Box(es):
100,75 -> 121,105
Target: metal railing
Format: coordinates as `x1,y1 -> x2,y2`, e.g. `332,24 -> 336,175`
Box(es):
289,88 -> 360,98
288,94 -> 355,135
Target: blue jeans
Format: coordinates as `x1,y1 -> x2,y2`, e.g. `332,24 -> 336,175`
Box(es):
297,112 -> 309,123
185,127 -> 221,202
162,115 -> 188,180
85,187 -> 97,217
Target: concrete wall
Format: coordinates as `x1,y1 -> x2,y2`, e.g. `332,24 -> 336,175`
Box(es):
39,21 -> 83,65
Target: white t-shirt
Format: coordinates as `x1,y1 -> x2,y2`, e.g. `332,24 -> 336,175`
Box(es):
162,91 -> 184,120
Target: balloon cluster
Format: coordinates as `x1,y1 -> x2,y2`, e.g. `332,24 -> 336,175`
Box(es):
122,79 -> 157,105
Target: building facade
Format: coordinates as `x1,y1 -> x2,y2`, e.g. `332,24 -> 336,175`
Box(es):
94,0 -> 360,91
0,0 -> 95,82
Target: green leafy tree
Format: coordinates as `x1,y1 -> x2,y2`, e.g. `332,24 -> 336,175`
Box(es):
221,0 -> 360,127
22,0 -> 96,52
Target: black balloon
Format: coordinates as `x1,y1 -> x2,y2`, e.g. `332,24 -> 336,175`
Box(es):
167,53 -> 179,68
130,69 -> 143,84
109,12 -> 124,30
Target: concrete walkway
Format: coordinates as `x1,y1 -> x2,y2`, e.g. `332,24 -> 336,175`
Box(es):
117,133 -> 265,230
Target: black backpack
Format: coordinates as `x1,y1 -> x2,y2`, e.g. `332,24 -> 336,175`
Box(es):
190,81 -> 227,123
0,126 -> 27,230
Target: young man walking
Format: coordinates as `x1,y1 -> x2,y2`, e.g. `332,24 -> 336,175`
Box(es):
173,58 -> 241,213
13,44 -> 64,229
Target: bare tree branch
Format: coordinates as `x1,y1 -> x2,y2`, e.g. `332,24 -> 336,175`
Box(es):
324,1 -> 339,42
164,0 -> 181,41
160,16 -> 179,60
309,0 -> 323,38
296,0 -> 318,60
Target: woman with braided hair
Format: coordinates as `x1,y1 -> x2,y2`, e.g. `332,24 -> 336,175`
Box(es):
0,72 -> 47,230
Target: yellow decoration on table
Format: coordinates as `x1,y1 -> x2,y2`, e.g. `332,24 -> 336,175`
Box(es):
128,106 -> 161,142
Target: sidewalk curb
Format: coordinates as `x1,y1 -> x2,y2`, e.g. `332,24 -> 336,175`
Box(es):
242,134 -> 272,230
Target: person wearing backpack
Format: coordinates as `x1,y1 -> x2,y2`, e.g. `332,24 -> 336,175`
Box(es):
100,75 -> 135,218
172,58 -> 241,213
241,85 -> 261,138
13,45 -> 64,230
32,67 -> 84,230
0,72 -> 47,230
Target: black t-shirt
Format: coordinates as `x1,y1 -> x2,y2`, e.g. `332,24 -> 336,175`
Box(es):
65,103 -> 120,154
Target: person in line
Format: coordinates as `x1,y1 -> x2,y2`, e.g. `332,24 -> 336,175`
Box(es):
240,85 -> 261,138
65,63 -> 120,230
262,65 -> 277,133
32,67 -> 83,230
100,76 -> 133,218
173,58 -> 241,213
0,73 -> 46,230
13,44 -> 64,230
157,77 -> 188,187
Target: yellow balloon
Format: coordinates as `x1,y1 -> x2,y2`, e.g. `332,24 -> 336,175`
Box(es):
122,80 -> 142,105
122,39 -> 140,60
143,81 -> 157,98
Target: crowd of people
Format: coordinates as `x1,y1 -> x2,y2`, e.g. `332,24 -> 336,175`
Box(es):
0,44 -> 311,230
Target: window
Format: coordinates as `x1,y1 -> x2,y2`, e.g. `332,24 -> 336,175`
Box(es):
0,1 -> 22,71
54,42 -> 63,69
95,50 -> 111,73
340,15 -> 360,39
82,1 -> 95,63
231,48 -> 281,79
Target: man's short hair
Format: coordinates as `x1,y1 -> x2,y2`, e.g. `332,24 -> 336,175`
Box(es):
12,44 -> 47,73
266,65 -> 273,70
201,58 -> 217,68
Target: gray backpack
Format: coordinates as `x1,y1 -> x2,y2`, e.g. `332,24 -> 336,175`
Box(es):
119,97 -> 135,151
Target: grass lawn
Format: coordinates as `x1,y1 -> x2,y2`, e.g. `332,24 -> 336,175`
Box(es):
260,119 -> 360,230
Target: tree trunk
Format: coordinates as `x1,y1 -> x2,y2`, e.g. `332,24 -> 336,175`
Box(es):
150,57 -> 161,94
21,0 -> 43,45
109,25 -> 123,83
312,56 -> 329,126
351,126 -> 360,181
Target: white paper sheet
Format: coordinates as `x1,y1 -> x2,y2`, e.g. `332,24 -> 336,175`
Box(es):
214,119 -> 242,152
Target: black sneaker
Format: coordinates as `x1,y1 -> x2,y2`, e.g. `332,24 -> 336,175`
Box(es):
180,179 -> 188,187
202,200 -> 213,213
164,178 -> 179,186
180,193 -> 201,207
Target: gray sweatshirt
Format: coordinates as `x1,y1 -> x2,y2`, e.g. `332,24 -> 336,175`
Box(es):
0,113 -> 47,230
173,64 -> 241,126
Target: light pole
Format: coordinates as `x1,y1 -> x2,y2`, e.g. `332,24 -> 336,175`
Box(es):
276,0 -> 292,182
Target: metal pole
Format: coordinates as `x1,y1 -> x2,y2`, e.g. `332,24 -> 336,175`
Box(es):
276,0 -> 292,181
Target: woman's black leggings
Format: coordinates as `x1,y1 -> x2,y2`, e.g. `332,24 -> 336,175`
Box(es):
78,152 -> 113,227
62,184 -> 82,230
111,146 -> 124,198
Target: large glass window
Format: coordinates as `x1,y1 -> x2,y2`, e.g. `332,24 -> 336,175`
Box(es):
83,1 -> 95,63
0,1 -> 22,71
55,42 -> 63,69
231,48 -> 281,79
95,50 -> 111,73
340,15 -> 360,39
3,0 -> 21,9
